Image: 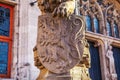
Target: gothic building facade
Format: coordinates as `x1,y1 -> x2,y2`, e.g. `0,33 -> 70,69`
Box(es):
0,0 -> 120,80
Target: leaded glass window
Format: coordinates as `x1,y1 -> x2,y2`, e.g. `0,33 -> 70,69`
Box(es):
114,24 -> 119,38
0,42 -> 8,74
107,21 -> 112,36
0,3 -> 14,78
94,17 -> 100,33
86,15 -> 92,31
0,6 -> 10,37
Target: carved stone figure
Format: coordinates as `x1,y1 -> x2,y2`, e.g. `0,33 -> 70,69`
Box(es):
106,45 -> 117,80
34,0 -> 90,80
38,0 -> 75,17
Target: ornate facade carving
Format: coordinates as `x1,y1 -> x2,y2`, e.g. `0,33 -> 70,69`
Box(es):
34,0 -> 120,80
36,14 -> 84,73
34,14 -> 89,80
34,0 -> 91,80
85,30 -> 120,80
70,39 -> 91,80
1,0 -> 120,80
105,40 -> 117,80
79,0 -> 120,38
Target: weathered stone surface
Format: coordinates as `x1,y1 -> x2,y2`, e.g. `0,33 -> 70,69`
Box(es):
36,14 -> 85,74
37,0 -> 75,17
34,0 -> 90,80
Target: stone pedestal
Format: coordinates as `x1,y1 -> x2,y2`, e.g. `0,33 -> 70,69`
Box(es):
46,71 -> 71,80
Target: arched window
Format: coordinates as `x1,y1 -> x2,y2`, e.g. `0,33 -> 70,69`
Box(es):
107,21 -> 112,36
86,15 -> 92,31
0,3 -> 14,78
94,17 -> 100,33
114,24 -> 119,38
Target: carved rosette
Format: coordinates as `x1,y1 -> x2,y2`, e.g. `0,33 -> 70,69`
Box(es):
36,14 -> 85,74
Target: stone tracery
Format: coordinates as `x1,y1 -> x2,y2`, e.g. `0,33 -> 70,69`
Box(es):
78,0 -> 120,38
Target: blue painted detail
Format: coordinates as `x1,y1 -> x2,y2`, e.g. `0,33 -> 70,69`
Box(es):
0,42 -> 8,74
89,42 -> 102,80
0,6 -> 10,37
107,21 -> 112,36
86,15 -> 92,31
114,24 -> 119,38
94,18 -> 100,33
113,47 -> 120,80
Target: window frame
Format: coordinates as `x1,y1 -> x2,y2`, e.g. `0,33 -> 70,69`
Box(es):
0,3 -> 14,40
86,32 -> 109,80
0,3 -> 14,78
86,31 -> 120,80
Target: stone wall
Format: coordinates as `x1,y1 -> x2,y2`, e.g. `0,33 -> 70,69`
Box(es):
1,0 -> 41,80
12,0 -> 40,80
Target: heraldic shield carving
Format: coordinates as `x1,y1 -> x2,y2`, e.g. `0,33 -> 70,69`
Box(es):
36,13 -> 86,74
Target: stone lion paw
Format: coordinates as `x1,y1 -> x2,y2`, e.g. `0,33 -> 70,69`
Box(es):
52,1 -> 75,17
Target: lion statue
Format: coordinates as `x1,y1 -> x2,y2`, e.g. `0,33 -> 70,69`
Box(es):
37,0 -> 75,17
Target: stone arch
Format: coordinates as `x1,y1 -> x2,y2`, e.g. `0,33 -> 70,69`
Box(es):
79,0 -> 105,34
